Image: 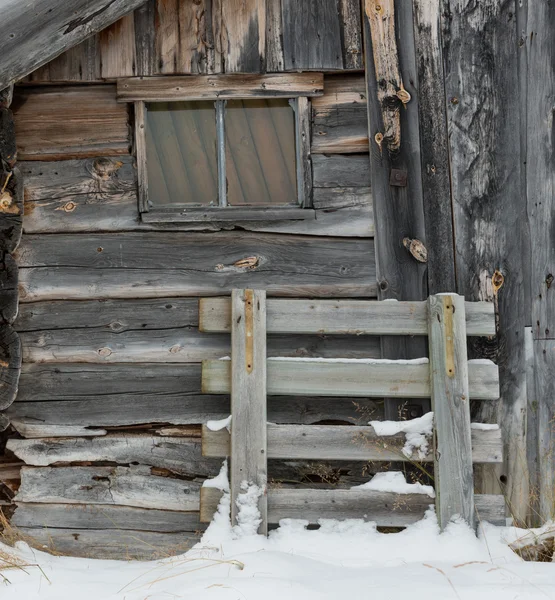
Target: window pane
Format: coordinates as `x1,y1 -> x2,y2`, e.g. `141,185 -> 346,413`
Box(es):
225,99 -> 297,206
145,101 -> 218,206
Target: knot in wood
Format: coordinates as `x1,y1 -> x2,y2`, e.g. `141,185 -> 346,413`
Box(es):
403,238 -> 428,263
234,256 -> 259,269
396,88 -> 411,104
63,201 -> 76,212
492,270 -> 504,294
169,345 -> 181,354
97,347 -> 112,357
0,190 -> 12,211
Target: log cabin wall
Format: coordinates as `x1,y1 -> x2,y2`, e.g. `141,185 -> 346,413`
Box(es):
0,0 -> 385,559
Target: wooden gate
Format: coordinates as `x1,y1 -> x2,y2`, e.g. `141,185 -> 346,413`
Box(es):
199,290 -> 505,533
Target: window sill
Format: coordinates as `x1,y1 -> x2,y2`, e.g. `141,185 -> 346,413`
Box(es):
141,207 -> 316,224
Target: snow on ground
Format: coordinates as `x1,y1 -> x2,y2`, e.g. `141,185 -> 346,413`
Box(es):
352,471 -> 435,497
2,473 -> 554,600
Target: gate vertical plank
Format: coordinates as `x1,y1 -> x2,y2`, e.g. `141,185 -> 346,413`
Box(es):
362,0 -> 428,419
231,289 -> 268,534
428,294 -> 474,529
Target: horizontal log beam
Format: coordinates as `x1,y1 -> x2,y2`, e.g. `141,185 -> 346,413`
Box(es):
201,424 -> 502,463
199,487 -> 506,526
201,358 -> 500,400
117,74 -> 324,102
199,298 -> 496,336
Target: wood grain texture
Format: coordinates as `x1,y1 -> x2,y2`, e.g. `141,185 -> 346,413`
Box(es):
16,466 -> 201,511
362,0 -> 427,419
0,0 -> 148,89
16,527 -> 200,560
16,232 -> 377,301
99,14 -> 137,78
230,290 -> 267,532
527,0 -> 555,341
200,487 -> 506,526
13,85 -> 130,160
0,324 -> 21,410
199,298 -> 496,336
428,294 -> 474,528
531,339 -> 555,520
311,74 -> 368,153
312,154 -> 371,188
8,434 -> 222,477
117,73 -> 324,101
20,156 -> 372,236
443,0 -> 527,523
202,423 -> 503,463
222,0 -> 265,73
412,0 -> 456,293
12,502 -> 206,532
202,358 -> 500,400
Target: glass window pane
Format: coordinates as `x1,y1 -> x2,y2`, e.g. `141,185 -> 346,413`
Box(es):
145,101 -> 218,206
225,99 -> 297,206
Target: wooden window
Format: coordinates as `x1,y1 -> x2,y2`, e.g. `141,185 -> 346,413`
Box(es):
125,74 -> 324,223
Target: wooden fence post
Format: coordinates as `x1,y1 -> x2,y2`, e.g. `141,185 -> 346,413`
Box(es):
230,289 -> 268,534
428,294 -> 475,529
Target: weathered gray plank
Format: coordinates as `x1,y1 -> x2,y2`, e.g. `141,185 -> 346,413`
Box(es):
312,187 -> 371,210
362,0 -> 428,420
21,156 -> 372,236
312,154 -> 371,188
16,466 -> 201,511
202,424 -> 502,464
532,339 -> 555,521
202,358 -> 500,400
525,328 -> 539,526
281,0 -> 343,71
0,0 -> 148,89
444,0 -> 527,523
0,324 -> 21,410
200,487 -> 506,526
8,435 -> 222,478
17,527 -> 199,560
133,0 -> 156,76
142,207 -> 315,223
412,0 -> 456,293
230,290 -> 267,532
199,298 -> 495,336
16,232 -> 377,301
12,503 -> 206,533
428,294 -> 474,528
117,74 -> 324,102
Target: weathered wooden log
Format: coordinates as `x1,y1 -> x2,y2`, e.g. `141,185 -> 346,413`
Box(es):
11,502 -> 207,533
16,232 -> 377,301
0,108 -> 16,167
202,424 -> 502,464
8,434 -> 222,477
0,253 -> 18,323
0,324 -> 21,410
202,358 -> 500,400
0,0 -> 149,89
16,466 -> 201,511
17,527 -> 200,560
199,298 -> 495,336
200,487 -> 507,526
0,166 -> 23,253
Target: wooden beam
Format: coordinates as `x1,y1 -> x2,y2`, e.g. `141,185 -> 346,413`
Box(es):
199,298 -> 496,336
412,0 -> 456,293
0,0 -> 149,89
362,0 -> 428,419
443,0 -> 527,524
428,294 -> 474,529
200,487 -> 506,526
141,207 -> 315,223
16,232 -> 377,301
16,466 -> 201,512
117,74 -> 324,102
202,358 -> 500,400
202,424 -> 502,464
230,290 -> 267,534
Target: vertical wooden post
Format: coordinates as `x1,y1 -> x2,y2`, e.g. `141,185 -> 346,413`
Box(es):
428,294 -> 474,529
231,289 -> 268,534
